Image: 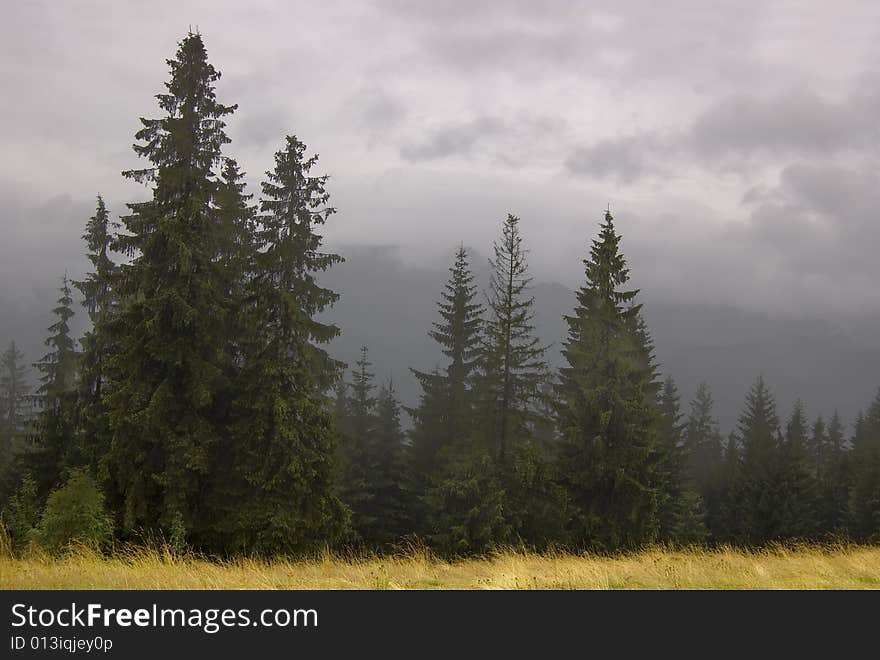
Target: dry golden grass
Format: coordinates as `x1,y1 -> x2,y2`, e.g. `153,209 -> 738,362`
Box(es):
2,541 -> 879,590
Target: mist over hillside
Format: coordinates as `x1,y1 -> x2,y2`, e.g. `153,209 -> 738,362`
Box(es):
2,237 -> 877,437
320,245 -> 880,434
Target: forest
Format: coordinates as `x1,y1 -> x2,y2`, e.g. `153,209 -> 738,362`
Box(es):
1,31 -> 879,559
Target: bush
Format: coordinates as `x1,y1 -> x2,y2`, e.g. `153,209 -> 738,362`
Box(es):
1,474 -> 41,550
32,468 -> 112,553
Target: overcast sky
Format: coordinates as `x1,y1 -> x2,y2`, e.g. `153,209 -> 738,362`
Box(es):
2,0 -> 880,319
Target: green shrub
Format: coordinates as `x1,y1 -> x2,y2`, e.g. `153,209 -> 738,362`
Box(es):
2,474 -> 41,550
32,468 -> 112,553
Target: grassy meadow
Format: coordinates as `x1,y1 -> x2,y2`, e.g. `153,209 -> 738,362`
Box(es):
2,542 -> 879,590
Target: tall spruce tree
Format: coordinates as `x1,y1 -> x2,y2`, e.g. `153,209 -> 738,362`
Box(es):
409,246 -> 483,475
736,376 -> 784,544
30,276 -> 79,496
555,209 -> 662,551
477,214 -> 547,460
217,134 -> 348,554
72,196 -> 116,474
778,400 -> 819,539
104,32 -> 238,545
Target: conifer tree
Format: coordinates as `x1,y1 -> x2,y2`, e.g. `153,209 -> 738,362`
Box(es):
339,347 -> 377,543
422,441 -> 509,556
30,276 -> 79,496
555,210 -> 662,551
477,214 -> 547,460
778,400 -> 819,539
716,432 -> 745,543
849,391 -> 880,540
0,341 -> 30,465
410,246 -> 483,475
217,134 -> 348,554
683,382 -> 725,539
104,32 -> 238,543
655,376 -> 706,543
366,380 -> 411,547
72,196 -> 116,474
408,247 -> 484,539
817,411 -> 850,535
736,376 -> 784,544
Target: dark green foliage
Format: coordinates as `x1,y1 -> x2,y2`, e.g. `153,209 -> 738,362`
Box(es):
422,441 -> 509,556
410,247 -> 484,475
716,432 -> 745,543
365,381 -> 411,547
849,392 -> 880,540
683,383 -> 725,540
32,468 -> 112,554
477,214 -> 548,460
72,196 -> 116,475
214,135 -> 348,555
777,400 -> 819,539
815,412 -> 850,535
104,32 -> 239,541
0,341 -> 30,494
338,347 -> 377,543
503,440 -> 569,549
2,474 -> 40,550
655,376 -> 706,544
555,210 -> 662,552
29,276 -> 79,497
735,377 -> 781,543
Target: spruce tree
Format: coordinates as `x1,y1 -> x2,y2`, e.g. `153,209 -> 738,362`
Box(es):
817,411 -> 850,535
477,214 -> 547,460
683,382 -> 725,540
30,276 -> 79,496
340,346 -> 377,544
736,376 -> 784,544
408,246 -> 484,539
716,431 -> 745,544
367,380 -> 411,548
72,196 -> 116,474
104,31 -> 238,544
555,209 -> 662,551
217,134 -> 348,554
655,376 -> 706,544
0,341 -> 30,466
778,400 -> 819,539
410,246 -> 483,475
849,391 -> 880,541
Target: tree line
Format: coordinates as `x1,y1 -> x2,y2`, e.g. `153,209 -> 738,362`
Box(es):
1,32 -> 879,557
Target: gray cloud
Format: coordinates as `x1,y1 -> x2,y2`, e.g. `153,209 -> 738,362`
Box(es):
566,78 -> 880,184
1,0 -> 880,328
400,117 -> 506,162
565,134 -> 666,183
